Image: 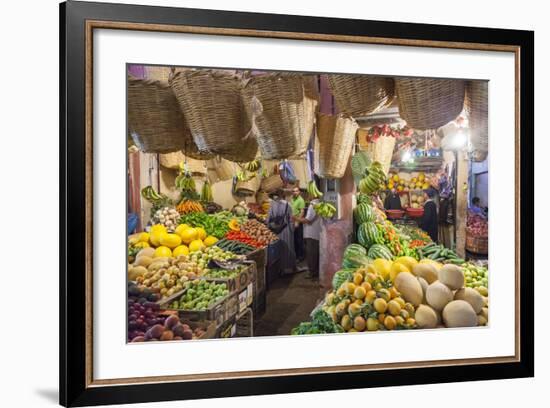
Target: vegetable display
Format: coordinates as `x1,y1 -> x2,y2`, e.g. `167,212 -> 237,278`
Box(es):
417,243 -> 465,264
467,213 -> 488,237
238,219 -> 278,246
291,309 -> 344,335
225,231 -> 264,248
151,207 -> 180,232
179,212 -> 230,239
215,238 -> 256,255
176,200 -> 204,215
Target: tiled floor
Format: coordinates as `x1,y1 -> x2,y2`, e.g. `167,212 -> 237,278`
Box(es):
254,268 -> 322,337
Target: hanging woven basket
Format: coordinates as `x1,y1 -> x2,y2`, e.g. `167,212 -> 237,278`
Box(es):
395,78 -> 466,130
206,156 -> 236,181
465,80 -> 488,156
159,152 -> 207,175
235,176 -> 260,195
366,135 -> 396,176
260,174 -> 284,193
127,77 -> 189,153
314,113 -> 359,179
327,75 -> 395,117
170,70 -> 258,162
243,73 -> 317,160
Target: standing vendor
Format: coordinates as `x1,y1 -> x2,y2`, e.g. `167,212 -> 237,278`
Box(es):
290,185 -> 306,263
384,188 -> 403,210
419,188 -> 438,242
297,190 -> 321,279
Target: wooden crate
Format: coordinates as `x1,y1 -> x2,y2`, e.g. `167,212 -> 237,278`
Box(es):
203,262 -> 255,293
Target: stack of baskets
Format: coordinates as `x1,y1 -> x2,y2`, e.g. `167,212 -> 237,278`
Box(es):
127,77 -> 190,153
395,78 -> 466,129
314,113 -> 359,179
327,75 -> 395,116
465,80 -> 488,160
170,70 -> 258,163
242,73 -> 318,160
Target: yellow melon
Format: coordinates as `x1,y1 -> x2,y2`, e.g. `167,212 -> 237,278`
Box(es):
203,236 -> 218,247
373,259 -> 392,280
153,246 -> 172,258
175,224 -> 190,237
195,227 -> 207,241
160,233 -> 182,249
189,239 -> 205,252
180,228 -> 198,244
172,245 -> 190,258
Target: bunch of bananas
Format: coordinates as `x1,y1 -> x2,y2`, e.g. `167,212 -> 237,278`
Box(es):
236,170 -> 256,182
175,163 -> 196,193
306,180 -> 323,199
200,180 -> 213,202
358,161 -> 386,195
141,186 -> 170,204
314,201 -> 337,219
244,160 -> 260,172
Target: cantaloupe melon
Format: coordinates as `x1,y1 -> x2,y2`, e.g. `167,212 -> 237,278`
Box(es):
454,287 -> 484,314
426,281 -> 453,311
438,264 -> 464,290
442,300 -> 477,327
413,263 -> 438,284
415,304 -> 438,329
394,272 -> 423,306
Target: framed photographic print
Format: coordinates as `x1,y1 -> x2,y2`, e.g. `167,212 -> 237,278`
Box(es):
60,0 -> 534,406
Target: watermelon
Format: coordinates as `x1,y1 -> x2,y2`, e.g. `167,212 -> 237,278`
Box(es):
332,269 -> 354,290
342,244 -> 370,269
356,193 -> 372,206
357,222 -> 380,248
367,244 -> 393,260
354,203 -> 375,224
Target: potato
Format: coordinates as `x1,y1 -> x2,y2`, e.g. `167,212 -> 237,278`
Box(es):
394,272 -> 423,306
426,281 -> 453,311
137,247 -> 155,258
442,300 -> 477,328
135,255 -> 153,268
415,304 -> 438,329
128,265 -> 147,281
413,264 -> 438,284
454,287 -> 484,314
438,264 -> 464,290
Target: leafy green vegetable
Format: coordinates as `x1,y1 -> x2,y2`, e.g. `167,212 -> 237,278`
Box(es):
179,212 -> 230,239
291,310 -> 344,335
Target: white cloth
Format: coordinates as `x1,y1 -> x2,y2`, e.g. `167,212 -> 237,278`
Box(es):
303,200 -> 321,241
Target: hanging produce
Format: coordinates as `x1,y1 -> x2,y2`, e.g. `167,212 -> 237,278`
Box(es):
200,180 -> 213,202
306,180 -> 323,198
175,161 -> 199,201
313,201 -> 337,219
358,161 -> 386,195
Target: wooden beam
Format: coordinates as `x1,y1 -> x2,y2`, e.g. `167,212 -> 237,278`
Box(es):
455,150 -> 469,257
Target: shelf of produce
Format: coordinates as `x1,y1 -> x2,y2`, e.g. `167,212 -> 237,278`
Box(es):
203,262 -> 256,293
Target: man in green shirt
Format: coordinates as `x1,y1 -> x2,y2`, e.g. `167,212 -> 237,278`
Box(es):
290,185 -> 306,263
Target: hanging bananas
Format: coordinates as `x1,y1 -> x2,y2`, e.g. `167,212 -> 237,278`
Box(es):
306,180 -> 323,198
244,159 -> 260,172
313,201 -> 337,219
200,180 -> 213,202
358,161 -> 386,195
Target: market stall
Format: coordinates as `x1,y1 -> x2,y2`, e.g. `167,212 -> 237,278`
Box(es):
126,65 -> 489,341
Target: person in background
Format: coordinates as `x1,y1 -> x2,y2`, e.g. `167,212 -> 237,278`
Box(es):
469,197 -> 484,216
384,188 -> 403,210
419,188 -> 438,242
290,185 -> 306,264
297,192 -> 321,279
267,189 -> 296,275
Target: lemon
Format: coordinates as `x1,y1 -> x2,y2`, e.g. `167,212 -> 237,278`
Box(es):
203,236 -> 218,247
138,232 -> 150,243
173,245 -> 190,258
180,228 -> 198,244
175,224 -> 190,237
195,227 -> 207,241
150,231 -> 167,247
189,239 -> 205,252
150,224 -> 167,234
154,246 -> 172,258
160,233 -> 182,249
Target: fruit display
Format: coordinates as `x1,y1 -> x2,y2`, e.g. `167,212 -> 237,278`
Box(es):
409,192 -> 426,209
204,268 -> 243,279
386,172 -> 430,192
176,199 -> 204,215
462,262 -> 489,296
175,163 -> 199,198
169,280 -> 230,311
467,213 -> 488,237
354,202 -> 375,224
214,239 -> 256,254
342,244 -> 371,269
313,201 -> 337,219
358,161 -> 386,195
306,180 -> 323,199
417,243 -> 465,264
367,243 -> 393,260
179,212 -> 230,239
127,285 -> 164,341
141,186 -> 173,217
393,224 -> 432,244
238,219 -> 278,246
151,207 -> 180,232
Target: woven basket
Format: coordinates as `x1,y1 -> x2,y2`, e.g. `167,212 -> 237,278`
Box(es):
465,234 -> 488,255
256,190 -> 270,204
243,73 -> 316,159
235,176 -> 260,195
465,80 -> 488,155
127,77 -> 189,153
206,156 -> 235,181
260,174 -> 284,193
328,75 -> 394,117
366,135 -> 396,176
396,78 -> 466,129
160,152 -> 207,174
288,158 -> 311,189
314,114 -> 359,179
170,70 -> 258,162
